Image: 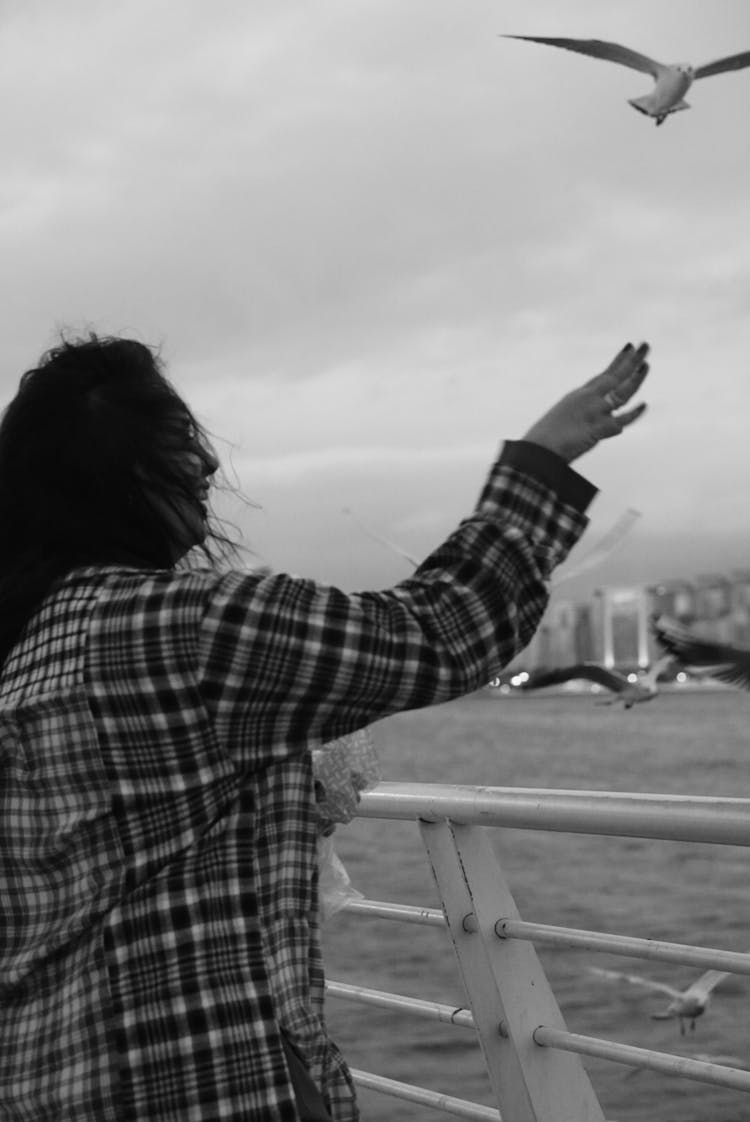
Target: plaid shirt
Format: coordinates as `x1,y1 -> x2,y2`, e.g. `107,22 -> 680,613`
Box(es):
0,441 -> 593,1120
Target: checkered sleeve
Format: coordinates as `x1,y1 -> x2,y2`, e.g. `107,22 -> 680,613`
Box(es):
197,444 -> 593,758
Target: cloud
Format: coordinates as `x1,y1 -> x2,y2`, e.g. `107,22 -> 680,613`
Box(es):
1,0 -> 750,596
234,442 -> 485,484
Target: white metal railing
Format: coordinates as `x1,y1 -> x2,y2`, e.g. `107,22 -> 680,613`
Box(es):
356,781 -> 750,844
325,782 -> 750,1121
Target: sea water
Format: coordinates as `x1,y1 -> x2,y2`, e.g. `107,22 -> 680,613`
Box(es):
323,690 -> 750,1122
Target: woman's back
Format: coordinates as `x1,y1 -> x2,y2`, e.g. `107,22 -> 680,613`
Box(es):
0,565 -> 300,1120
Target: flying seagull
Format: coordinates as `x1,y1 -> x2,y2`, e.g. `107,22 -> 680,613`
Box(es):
517,654 -> 675,708
343,506 -> 639,588
502,35 -> 750,124
652,615 -> 750,690
588,965 -> 734,1034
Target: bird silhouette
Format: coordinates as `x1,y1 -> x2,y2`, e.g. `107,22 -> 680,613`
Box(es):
517,655 -> 675,708
588,965 -> 734,1034
652,615 -> 750,690
502,35 -> 750,125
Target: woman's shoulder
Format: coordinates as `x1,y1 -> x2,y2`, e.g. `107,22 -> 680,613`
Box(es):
62,564 -> 337,640
65,562 -> 262,592
65,562 -> 283,615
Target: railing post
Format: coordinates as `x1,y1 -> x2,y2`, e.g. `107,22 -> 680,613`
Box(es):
420,819 -> 605,1122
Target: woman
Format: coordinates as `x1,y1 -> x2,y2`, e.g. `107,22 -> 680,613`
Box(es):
0,333 -> 649,1120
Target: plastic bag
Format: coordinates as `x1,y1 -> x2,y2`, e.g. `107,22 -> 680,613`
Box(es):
317,834 -> 364,923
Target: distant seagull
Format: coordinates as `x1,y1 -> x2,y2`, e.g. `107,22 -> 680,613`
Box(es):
652,615 -> 750,690
588,965 -> 734,1034
502,35 -> 750,125
517,654 -> 675,708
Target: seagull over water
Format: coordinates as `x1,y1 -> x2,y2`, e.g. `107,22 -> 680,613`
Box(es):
652,615 -> 750,689
502,35 -> 750,125
517,655 -> 675,708
589,965 -> 734,1034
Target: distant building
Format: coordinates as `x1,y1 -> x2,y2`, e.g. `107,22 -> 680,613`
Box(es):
502,599 -> 593,673
545,600 -> 579,667
647,579 -> 695,622
591,586 -> 650,670
728,570 -> 750,645
693,574 -> 731,622
573,602 -> 595,663
498,566 -> 750,681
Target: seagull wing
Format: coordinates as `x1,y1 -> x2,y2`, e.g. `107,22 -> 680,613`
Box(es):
639,654 -> 677,691
652,653 -> 678,678
521,663 -> 627,692
695,50 -> 750,80
342,508 -> 420,569
502,36 -> 664,78
588,966 -> 681,998
552,508 -> 640,587
652,616 -> 750,689
682,969 -> 731,1002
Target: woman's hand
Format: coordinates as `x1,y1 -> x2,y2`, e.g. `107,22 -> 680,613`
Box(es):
314,772 -> 368,837
522,342 -> 650,464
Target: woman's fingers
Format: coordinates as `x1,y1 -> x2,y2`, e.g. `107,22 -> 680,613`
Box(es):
614,401 -> 648,429
606,344 -> 649,391
596,400 -> 648,440
522,341 -> 650,462
591,342 -> 649,396
587,342 -> 638,385
606,341 -> 639,374
611,355 -> 650,404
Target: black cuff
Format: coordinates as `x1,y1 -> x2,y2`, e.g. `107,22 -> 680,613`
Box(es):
499,440 -> 598,513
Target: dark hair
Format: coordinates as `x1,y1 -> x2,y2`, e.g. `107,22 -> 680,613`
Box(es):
0,332 -> 239,667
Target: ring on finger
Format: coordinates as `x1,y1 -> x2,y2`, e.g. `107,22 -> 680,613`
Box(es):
602,391 -> 619,411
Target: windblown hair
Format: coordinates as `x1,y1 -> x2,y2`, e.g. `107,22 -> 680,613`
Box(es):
0,333 -> 238,669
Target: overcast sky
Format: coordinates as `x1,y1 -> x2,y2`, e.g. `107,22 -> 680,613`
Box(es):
2,0 -> 749,598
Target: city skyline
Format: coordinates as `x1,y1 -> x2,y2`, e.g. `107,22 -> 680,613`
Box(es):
520,566 -> 750,674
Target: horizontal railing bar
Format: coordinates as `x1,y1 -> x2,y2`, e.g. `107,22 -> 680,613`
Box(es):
358,783 -> 750,846
497,918 -> 750,975
349,1068 -> 501,1120
326,980 -> 475,1028
533,1026 -> 750,1092
342,897 -> 446,926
